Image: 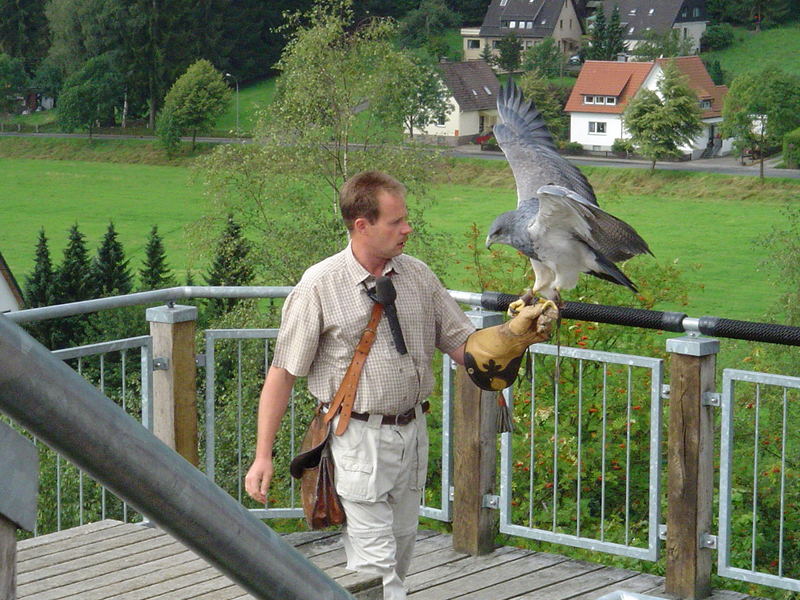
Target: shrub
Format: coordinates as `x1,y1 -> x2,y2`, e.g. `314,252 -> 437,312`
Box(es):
611,137 -> 634,155
784,127 -> 800,169
701,23 -> 735,51
562,141 -> 584,155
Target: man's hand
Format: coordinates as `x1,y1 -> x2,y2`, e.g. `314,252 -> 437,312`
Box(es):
245,456 -> 274,504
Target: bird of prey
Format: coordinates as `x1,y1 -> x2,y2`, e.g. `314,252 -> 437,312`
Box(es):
486,80 -> 652,309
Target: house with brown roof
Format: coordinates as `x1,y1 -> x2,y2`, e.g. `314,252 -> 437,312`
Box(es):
598,0 -> 707,55
564,56 -> 732,158
461,0 -> 583,62
0,251 -> 24,313
413,60 -> 501,145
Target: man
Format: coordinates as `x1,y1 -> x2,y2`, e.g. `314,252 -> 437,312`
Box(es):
245,171 -> 474,599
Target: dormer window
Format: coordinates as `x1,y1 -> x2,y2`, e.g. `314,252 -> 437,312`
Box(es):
629,8 -> 636,15
500,0 -> 508,5
628,26 -> 635,33
584,95 -> 595,104
606,96 -> 616,105
700,99 -> 712,109
509,20 -> 517,28
484,86 -> 493,95
472,89 -> 478,96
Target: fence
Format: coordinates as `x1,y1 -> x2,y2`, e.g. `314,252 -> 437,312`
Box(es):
4,285 -> 800,598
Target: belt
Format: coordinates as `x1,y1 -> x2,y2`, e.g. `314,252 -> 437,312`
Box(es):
349,401 -> 430,426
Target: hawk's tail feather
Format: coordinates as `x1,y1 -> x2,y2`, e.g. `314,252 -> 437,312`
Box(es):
587,253 -> 639,293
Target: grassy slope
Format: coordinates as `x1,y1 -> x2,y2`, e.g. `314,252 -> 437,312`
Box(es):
214,78 -> 278,135
702,24 -> 800,80
3,149 -> 799,321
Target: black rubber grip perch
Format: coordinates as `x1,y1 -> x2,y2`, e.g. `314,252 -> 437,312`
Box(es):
478,291 -> 800,346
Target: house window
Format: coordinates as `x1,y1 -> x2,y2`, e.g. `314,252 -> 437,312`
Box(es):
693,7 -> 701,17
509,21 -> 516,28
437,113 -> 446,126
589,121 -> 607,134
560,19 -> 563,28
628,26 -> 635,34
500,0 -> 507,5
467,39 -> 480,49
648,8 -> 655,15
629,8 -> 636,15
492,40 -> 500,48
680,7 -> 688,17
484,86 -> 493,95
584,95 -> 595,104
700,99 -> 712,109
605,96 -> 616,105
526,21 -> 533,28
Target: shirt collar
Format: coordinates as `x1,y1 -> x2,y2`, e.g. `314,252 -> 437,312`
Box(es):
344,242 -> 399,287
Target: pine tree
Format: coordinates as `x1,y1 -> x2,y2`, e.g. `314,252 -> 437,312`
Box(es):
587,5 -> 607,60
53,224 -> 94,348
139,226 -> 175,290
91,221 -> 133,296
23,229 -> 57,348
605,5 -> 627,59
205,214 -> 254,315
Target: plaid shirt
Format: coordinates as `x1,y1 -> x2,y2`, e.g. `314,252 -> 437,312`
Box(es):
272,244 -> 475,414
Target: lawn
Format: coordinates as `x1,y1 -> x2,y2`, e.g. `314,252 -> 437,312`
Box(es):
702,24 -> 800,81
2,156 -> 799,322
215,77 -> 278,136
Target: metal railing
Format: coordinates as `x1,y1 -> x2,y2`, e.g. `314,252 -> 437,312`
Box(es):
5,286 -> 800,598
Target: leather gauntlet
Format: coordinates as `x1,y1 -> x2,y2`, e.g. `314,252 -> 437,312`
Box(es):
464,302 -> 558,391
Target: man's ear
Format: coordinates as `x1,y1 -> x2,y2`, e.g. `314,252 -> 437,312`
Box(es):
353,217 -> 369,235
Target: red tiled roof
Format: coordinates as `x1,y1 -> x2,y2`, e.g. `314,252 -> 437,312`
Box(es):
564,61 -> 654,114
656,56 -> 727,118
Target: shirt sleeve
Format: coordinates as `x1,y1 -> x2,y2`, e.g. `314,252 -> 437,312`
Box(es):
431,272 -> 475,354
271,282 -> 323,377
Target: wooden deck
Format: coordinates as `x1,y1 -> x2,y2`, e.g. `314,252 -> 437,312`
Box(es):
16,520 -> 764,600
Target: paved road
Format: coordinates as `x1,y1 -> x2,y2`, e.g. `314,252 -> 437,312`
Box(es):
3,131 -> 798,180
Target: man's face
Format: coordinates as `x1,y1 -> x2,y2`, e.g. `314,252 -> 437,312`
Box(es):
360,191 -> 413,260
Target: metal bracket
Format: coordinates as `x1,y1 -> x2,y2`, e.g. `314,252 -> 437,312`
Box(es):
702,392 -> 720,407
195,353 -> 206,368
661,384 -> 670,400
700,533 -> 717,549
482,494 -> 500,510
659,524 -> 667,541
153,357 -> 169,371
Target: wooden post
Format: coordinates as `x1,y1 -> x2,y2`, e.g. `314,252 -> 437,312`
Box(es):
452,309 -> 504,556
0,422 -> 39,600
146,304 -> 199,467
665,335 -> 719,600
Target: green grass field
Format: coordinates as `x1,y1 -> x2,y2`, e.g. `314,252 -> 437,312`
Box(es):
214,78 -> 277,135
702,24 -> 800,80
3,155 -> 799,322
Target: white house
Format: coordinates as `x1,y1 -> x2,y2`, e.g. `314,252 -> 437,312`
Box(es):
413,60 -> 501,145
565,56 -> 732,158
0,251 -> 24,313
461,0 -> 584,62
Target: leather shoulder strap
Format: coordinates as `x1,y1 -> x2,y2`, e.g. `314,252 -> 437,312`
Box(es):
324,302 -> 384,435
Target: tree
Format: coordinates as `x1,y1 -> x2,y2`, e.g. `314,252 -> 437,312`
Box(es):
522,37 -> 564,78
195,0 -> 453,286
160,59 -> 231,150
373,53 -> 451,138
139,225 -> 175,290
605,5 -> 627,59
585,4 -> 607,60
705,59 -> 725,85
23,228 -> 57,347
204,214 -> 254,315
398,0 -> 460,58
0,0 -> 49,71
53,224 -> 95,348
0,53 -> 28,114
629,29 -> 694,61
721,68 -> 800,179
479,43 -> 495,66
57,54 -> 123,137
91,221 -> 133,296
518,69 -> 569,142
494,33 -> 522,72
623,61 -> 703,171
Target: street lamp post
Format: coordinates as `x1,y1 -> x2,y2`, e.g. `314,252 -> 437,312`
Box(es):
225,72 -> 239,139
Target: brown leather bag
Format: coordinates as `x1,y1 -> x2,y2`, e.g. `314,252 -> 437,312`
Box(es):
290,405 -> 345,530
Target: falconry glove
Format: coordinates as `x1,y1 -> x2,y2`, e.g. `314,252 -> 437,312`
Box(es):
464,302 -> 558,391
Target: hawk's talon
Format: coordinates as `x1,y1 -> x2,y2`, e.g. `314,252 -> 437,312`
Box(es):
537,298 -> 560,315
507,298 -> 526,317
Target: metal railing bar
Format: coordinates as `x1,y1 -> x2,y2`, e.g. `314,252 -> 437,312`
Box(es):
600,362 -> 608,542
779,387 -> 787,577
625,365 -> 632,547
0,315 -> 355,600
52,335 -> 152,360
751,384 -> 761,572
576,359 -> 584,539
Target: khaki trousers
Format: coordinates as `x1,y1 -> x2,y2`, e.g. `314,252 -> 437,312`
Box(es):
330,405 -> 428,600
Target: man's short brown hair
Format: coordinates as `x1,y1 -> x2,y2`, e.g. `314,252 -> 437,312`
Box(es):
339,171 -> 406,231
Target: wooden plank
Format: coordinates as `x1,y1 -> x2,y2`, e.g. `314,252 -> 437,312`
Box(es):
406,545 -> 525,592
408,551 -> 569,600
18,525 -> 166,575
567,572 -> 664,600
447,558 -> 603,600
508,565 -> 644,599
17,520 -> 123,553
666,350 -> 715,599
453,367 -> 497,555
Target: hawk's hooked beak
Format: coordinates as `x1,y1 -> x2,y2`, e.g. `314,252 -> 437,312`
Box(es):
485,236 -> 493,250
